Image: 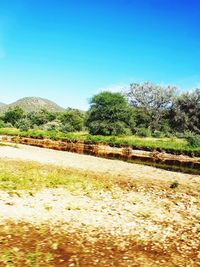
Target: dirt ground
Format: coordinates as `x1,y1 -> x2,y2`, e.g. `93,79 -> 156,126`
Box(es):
0,143 -> 199,185
0,144 -> 199,266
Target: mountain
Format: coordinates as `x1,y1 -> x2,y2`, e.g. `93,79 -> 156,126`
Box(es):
0,102 -> 6,107
0,97 -> 65,114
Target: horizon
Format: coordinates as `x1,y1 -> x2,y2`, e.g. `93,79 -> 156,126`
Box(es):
1,0 -> 200,109
0,82 -> 199,111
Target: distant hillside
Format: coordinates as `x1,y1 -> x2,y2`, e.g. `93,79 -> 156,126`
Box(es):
0,97 -> 65,114
0,102 -> 6,107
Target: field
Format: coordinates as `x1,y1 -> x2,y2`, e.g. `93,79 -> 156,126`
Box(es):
0,143 -> 199,266
0,128 -> 200,156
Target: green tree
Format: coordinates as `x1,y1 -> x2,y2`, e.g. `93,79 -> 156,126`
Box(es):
42,120 -> 63,131
85,91 -> 135,135
131,107 -> 151,129
27,109 -> 56,127
0,120 -> 6,128
17,118 -> 32,132
59,109 -> 84,132
3,106 -> 25,126
170,89 -> 200,134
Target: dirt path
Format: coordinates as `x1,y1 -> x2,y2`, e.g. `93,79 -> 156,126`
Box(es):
0,143 -> 199,185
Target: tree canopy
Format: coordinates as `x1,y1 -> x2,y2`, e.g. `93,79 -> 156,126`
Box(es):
170,89 -> 200,134
125,82 -> 176,131
86,91 -> 135,135
4,106 -> 25,126
0,84 -> 199,139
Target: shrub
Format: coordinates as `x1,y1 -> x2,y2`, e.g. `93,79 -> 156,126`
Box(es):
42,120 -> 62,131
164,132 -> 174,138
184,132 -> 200,148
60,123 -> 74,133
170,181 -> 179,189
4,106 -> 25,126
59,110 -> 84,132
136,128 -> 151,137
17,118 -> 32,132
27,110 -> 56,126
87,121 -> 132,136
174,132 -> 185,139
151,130 -> 163,138
0,120 -> 6,128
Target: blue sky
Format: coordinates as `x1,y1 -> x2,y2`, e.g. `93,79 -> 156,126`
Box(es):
0,0 -> 200,110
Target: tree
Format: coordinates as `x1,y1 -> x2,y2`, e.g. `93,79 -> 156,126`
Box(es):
131,107 -> 151,129
27,109 -> 56,127
85,91 -> 135,135
17,118 -> 32,132
58,109 -> 84,132
125,82 -> 176,131
170,89 -> 200,133
0,120 -> 6,128
3,106 -> 25,126
42,120 -> 63,131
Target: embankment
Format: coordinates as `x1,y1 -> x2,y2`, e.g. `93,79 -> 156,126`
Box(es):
0,135 -> 199,174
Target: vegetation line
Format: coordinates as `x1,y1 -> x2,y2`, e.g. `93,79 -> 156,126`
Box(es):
0,83 -> 199,158
0,128 -> 200,157
0,131 -> 200,175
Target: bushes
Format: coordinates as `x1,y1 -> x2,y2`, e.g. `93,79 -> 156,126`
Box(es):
4,106 -> 24,126
0,128 -> 199,155
42,120 -> 62,132
136,128 -> 151,137
0,120 -> 6,128
184,132 -> 200,148
16,118 -> 32,132
60,123 -> 75,133
87,121 -> 132,136
0,107 -> 84,134
58,110 -> 84,132
0,86 -> 199,139
151,130 -> 163,138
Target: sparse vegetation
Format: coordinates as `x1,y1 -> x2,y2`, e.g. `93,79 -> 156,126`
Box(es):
0,97 -> 64,114
1,0 -> 200,264
0,159 -> 199,266
170,181 -> 179,189
0,87 -> 199,266
0,160 -> 112,192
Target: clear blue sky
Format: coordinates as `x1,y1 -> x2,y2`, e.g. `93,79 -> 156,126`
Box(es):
0,0 -> 200,110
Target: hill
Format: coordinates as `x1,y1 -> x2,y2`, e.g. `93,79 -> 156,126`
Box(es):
0,102 -> 6,107
0,97 -> 65,114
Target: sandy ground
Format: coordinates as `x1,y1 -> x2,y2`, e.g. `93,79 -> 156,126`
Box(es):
0,143 -> 199,185
0,143 -> 199,266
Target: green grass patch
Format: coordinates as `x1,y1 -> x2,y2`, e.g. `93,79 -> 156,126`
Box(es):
0,160 -> 112,192
0,128 -> 199,156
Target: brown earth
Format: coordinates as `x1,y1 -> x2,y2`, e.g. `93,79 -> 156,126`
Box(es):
1,135 -> 200,172
0,144 -> 199,266
0,143 -> 199,185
